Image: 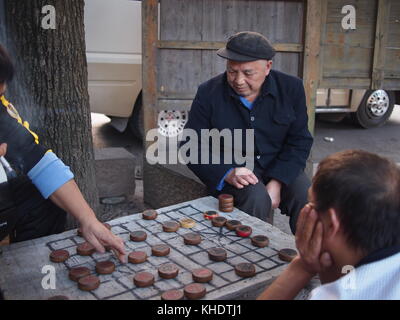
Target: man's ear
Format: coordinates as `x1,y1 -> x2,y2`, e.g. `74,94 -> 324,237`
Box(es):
324,208 -> 341,240
267,60 -> 273,70
264,60 -> 273,76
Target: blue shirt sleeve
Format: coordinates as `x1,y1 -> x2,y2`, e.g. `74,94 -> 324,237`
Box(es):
216,168 -> 234,191
27,151 -> 74,199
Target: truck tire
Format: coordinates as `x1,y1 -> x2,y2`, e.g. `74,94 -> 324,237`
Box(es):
351,90 -> 395,128
128,94 -> 144,140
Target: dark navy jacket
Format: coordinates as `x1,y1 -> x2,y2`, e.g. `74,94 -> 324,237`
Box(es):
0,96 -> 47,173
184,69 -> 313,191
0,96 -> 73,199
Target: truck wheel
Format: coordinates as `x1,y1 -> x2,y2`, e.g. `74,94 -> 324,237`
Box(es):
128,94 -> 144,140
351,90 -> 394,128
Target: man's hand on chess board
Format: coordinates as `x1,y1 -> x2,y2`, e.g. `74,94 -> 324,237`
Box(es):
80,216 -> 126,263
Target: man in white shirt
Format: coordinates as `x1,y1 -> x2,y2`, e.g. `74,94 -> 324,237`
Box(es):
257,149 -> 400,300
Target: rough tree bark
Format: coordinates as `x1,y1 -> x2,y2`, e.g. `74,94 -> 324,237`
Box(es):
2,0 -> 99,228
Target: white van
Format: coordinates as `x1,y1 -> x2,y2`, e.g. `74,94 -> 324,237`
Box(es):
84,0 -> 143,136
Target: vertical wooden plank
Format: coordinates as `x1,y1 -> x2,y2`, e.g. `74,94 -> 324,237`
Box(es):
302,0 -> 324,135
318,0 -> 328,83
371,0 -> 390,89
273,52 -> 300,77
158,49 -> 203,98
383,0 -> 400,87
142,0 -> 158,147
160,0 -> 203,41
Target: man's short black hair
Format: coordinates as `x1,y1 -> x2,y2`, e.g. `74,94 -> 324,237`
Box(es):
0,44 -> 14,84
313,150 -> 400,254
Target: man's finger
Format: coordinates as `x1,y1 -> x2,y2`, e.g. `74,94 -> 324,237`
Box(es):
235,182 -> 244,189
295,204 -> 312,243
297,204 -> 312,232
106,234 -> 125,253
309,221 -> 323,256
86,234 -> 106,254
110,238 -> 126,263
103,233 -> 126,263
247,174 -> 259,184
242,175 -> 257,185
232,178 -> 244,189
109,246 -> 126,264
296,206 -> 316,255
245,172 -> 258,184
112,236 -> 126,257
303,209 -> 318,245
236,176 -> 249,186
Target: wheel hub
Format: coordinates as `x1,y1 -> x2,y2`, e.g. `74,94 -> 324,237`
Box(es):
366,90 -> 389,117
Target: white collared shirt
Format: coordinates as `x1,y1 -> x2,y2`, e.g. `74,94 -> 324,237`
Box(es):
309,252 -> 400,300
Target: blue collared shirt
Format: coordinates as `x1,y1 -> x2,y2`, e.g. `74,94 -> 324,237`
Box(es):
239,96 -> 254,110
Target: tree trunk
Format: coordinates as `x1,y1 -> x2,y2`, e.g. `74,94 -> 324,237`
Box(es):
2,0 -> 98,228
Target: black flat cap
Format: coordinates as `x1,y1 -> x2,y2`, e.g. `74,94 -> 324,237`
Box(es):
217,31 -> 275,62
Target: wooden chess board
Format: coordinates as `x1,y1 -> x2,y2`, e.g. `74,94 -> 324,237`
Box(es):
0,196 -> 296,300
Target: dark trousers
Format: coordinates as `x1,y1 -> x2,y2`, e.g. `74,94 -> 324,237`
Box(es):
215,166 -> 310,234
7,176 -> 67,243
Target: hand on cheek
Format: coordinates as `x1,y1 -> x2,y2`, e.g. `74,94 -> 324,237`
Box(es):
295,204 -> 332,275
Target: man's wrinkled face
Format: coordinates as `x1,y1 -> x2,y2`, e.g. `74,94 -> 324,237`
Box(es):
226,59 -> 272,101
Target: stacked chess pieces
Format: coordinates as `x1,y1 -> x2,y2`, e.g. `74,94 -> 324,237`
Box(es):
218,194 -> 234,212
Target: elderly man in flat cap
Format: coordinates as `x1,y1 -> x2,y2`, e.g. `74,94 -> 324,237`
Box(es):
183,31 -> 313,233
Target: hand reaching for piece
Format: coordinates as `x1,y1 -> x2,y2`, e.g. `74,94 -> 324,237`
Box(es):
80,216 -> 127,263
49,180 -> 127,263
